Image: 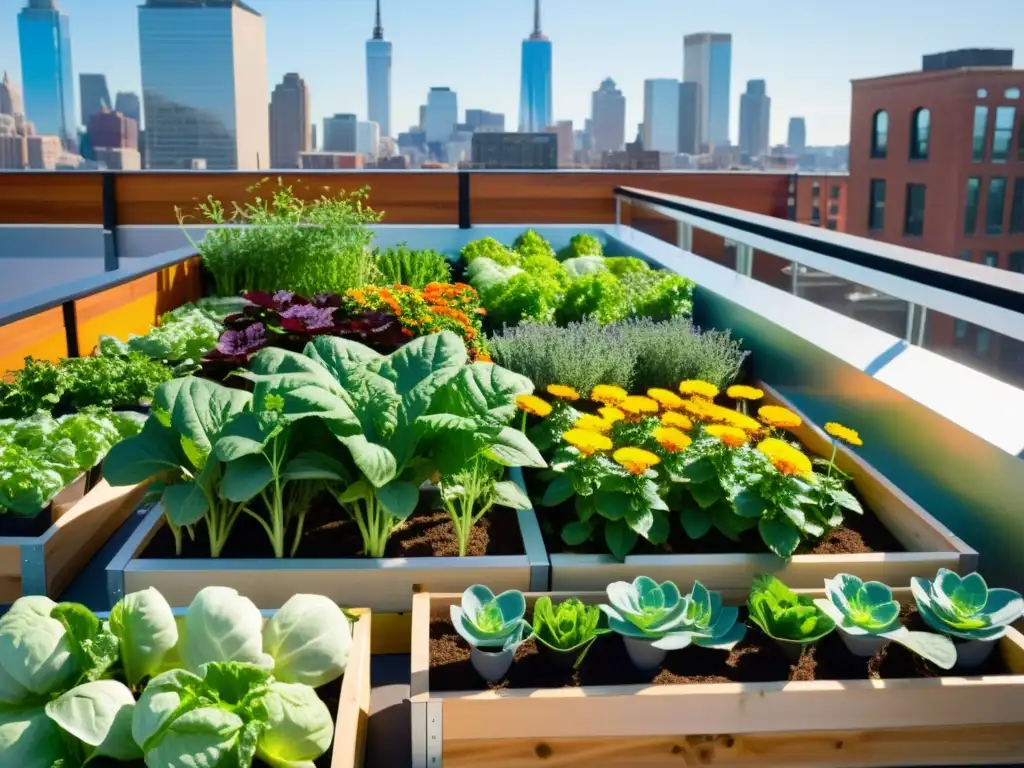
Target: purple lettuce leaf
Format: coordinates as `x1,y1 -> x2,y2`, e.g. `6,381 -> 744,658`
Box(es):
279,304 -> 338,332
216,323 -> 268,357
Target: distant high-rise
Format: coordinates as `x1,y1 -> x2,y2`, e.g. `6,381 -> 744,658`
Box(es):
643,79 -> 680,154
356,120 -> 380,160
787,117 -> 806,155
519,0 -> 552,132
922,48 -> 1013,71
79,73 -> 110,127
114,91 -> 141,125
0,72 -> 24,116
426,87 -> 457,143
465,109 -> 505,132
366,0 -> 392,137
472,132 -> 556,169
683,32 -> 732,147
269,72 -> 310,169
139,0 -> 269,170
738,79 -> 770,157
591,77 -> 625,154
418,104 -> 427,131
546,119 -> 573,166
18,0 -> 75,144
323,114 -> 357,153
89,108 -> 138,150
677,81 -> 699,154
311,123 -> 317,150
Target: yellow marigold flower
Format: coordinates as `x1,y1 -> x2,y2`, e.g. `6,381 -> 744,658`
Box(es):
574,414 -> 612,433
726,385 -> 765,401
590,384 -> 628,406
681,399 -> 730,422
619,395 -> 660,418
705,424 -> 749,448
563,429 -> 613,456
613,446 -> 661,475
547,384 -> 581,401
661,411 -> 694,431
718,410 -> 763,432
825,422 -> 863,447
653,427 -> 692,453
678,380 -> 720,400
757,438 -> 813,478
516,394 -> 552,418
758,405 -> 803,430
647,388 -> 685,410
599,406 -> 626,424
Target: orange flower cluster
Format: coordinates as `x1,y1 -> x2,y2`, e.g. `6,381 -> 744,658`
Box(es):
345,282 -> 489,360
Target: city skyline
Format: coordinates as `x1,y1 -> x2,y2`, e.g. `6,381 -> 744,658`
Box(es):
2,0 -> 1019,147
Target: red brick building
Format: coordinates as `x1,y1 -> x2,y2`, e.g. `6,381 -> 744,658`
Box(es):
848,56 -> 1024,380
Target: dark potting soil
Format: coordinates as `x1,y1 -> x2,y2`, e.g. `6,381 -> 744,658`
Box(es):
139,495 -> 524,559
428,603 -> 1010,693
523,469 -> 904,557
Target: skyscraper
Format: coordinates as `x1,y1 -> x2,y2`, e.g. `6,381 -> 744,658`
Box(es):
683,32 -> 732,148
323,114 -> 357,152
0,72 -> 24,117
519,0 -> 552,133
356,120 -> 380,160
114,91 -> 141,125
738,79 -> 770,157
591,77 -> 625,154
426,87 -> 457,143
465,109 -> 505,132
677,81 -> 699,154
787,117 -> 807,154
138,0 -> 269,170
269,72 -> 310,169
366,0 -> 392,137
642,79 -> 680,154
79,73 -> 110,127
18,0 -> 75,145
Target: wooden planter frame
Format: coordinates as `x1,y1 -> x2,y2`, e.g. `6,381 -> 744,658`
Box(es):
0,479 -> 146,603
106,504 -> 549,654
331,611 -> 372,768
524,383 -> 976,598
410,590 -> 1024,767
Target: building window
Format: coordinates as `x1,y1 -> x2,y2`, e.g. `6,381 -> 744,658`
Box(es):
954,319 -> 968,343
972,106 -> 989,161
1019,119 -> 1024,160
870,111 -> 889,158
868,179 -> 886,230
829,184 -> 841,201
976,329 -> 991,356
986,177 -> 1007,235
964,176 -> 981,235
957,250 -> 972,261
811,181 -> 820,198
977,88 -> 988,98
828,202 -> 839,216
1006,88 -> 1021,99
1010,178 -> 1024,233
992,106 -> 1016,162
826,220 -> 837,230
904,183 -> 926,236
1010,251 -> 1024,272
982,251 -> 998,268
909,107 -> 930,159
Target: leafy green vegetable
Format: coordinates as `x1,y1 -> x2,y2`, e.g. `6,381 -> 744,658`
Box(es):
604,256 -> 650,276
556,271 -> 628,325
481,272 -> 560,328
561,255 -> 607,279
108,587 -> 179,689
262,594 -> 352,688
911,568 -> 1024,641
461,237 -> 520,267
512,229 -> 557,261
747,573 -> 836,644
373,245 -> 452,289
532,597 -> 606,666
451,585 -> 532,650
557,233 -> 603,260
622,271 -> 694,321
98,305 -> 222,373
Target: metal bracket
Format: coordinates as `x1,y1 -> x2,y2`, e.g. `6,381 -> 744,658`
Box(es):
19,542 -> 48,596
426,701 -> 443,766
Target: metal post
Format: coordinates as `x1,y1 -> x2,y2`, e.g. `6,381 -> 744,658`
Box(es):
790,262 -> 800,295
101,172 -> 120,272
615,197 -> 622,227
457,171 -> 471,229
905,303 -> 917,343
735,243 -> 753,277
915,305 -> 928,346
677,221 -> 693,252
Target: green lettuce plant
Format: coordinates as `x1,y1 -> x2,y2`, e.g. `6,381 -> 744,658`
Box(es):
604,256 -> 650,276
465,256 -> 523,296
99,304 -> 224,374
451,585 -> 532,651
461,237 -> 520,267
814,574 -> 955,668
532,597 -> 606,666
747,573 -> 835,644
560,255 -> 607,279
557,233 -> 603,260
512,228 -> 556,260
912,568 -> 1024,641
599,576 -> 692,650
556,271 -> 628,325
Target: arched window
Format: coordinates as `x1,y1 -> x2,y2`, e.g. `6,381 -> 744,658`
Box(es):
871,110 -> 889,158
910,107 -> 930,159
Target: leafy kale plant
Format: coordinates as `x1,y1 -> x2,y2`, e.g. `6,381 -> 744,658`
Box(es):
912,568 -> 1024,641
747,573 -> 835,645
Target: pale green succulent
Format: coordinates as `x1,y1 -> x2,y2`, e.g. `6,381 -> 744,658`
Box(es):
451,586 -> 532,651
600,576 -> 693,651
814,573 -> 955,669
912,569 -> 1024,642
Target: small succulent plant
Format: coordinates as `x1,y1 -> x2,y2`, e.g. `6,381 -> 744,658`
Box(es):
450,585 -> 532,651
814,573 -> 955,668
599,576 -> 692,650
747,573 -> 836,644
911,569 -> 1024,642
676,580 -> 747,650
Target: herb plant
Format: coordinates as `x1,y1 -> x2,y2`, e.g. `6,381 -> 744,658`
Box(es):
532,597 -> 606,664
451,585 -> 532,650
373,245 -> 452,289
747,573 -> 836,644
814,573 -> 956,668
618,317 -> 747,391
911,568 -> 1024,641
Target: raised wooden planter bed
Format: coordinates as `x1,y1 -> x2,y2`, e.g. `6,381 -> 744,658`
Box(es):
0,479 -> 146,603
329,610 -> 372,768
410,590 -> 1024,767
106,504 -> 549,654
522,384 -> 976,598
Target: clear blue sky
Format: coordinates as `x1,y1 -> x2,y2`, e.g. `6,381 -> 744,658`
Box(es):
1,0 -> 1021,145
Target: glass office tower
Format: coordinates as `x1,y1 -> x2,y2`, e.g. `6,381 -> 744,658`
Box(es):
683,32 -> 733,148
18,0 -> 75,145
366,0 -> 392,138
518,0 -> 552,133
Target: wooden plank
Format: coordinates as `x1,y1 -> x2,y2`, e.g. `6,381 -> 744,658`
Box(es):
332,612 -> 371,768
410,592 -> 432,701
0,308 -> 68,375
441,725 -> 1024,767
370,611 -> 412,656
116,172 -> 459,226
0,545 -> 23,604
0,172 -> 103,224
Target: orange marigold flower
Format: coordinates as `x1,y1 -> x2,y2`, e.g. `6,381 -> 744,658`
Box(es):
679,380 -> 720,399
574,414 -> 613,433
705,424 -> 749,448
718,410 -> 763,432
401,328 -> 415,337
825,422 -> 863,447
475,352 -> 493,364
619,395 -> 659,418
757,437 -> 813,478
599,406 -> 626,424
661,411 -> 694,430
613,447 -> 661,475
726,385 -> 765,401
758,405 -> 802,430
563,429 -> 613,456
653,426 -> 692,453
516,394 -> 552,418
590,384 -> 628,406
647,388 -> 685,409
547,384 -> 581,401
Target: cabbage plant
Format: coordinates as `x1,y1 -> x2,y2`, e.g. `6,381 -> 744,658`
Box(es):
911,568 -> 1024,641
451,585 -> 532,651
599,576 -> 693,650
747,573 -> 835,644
814,574 -> 955,668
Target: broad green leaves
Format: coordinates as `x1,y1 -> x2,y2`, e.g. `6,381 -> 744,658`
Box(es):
747,573 -> 836,644
109,588 -> 179,689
